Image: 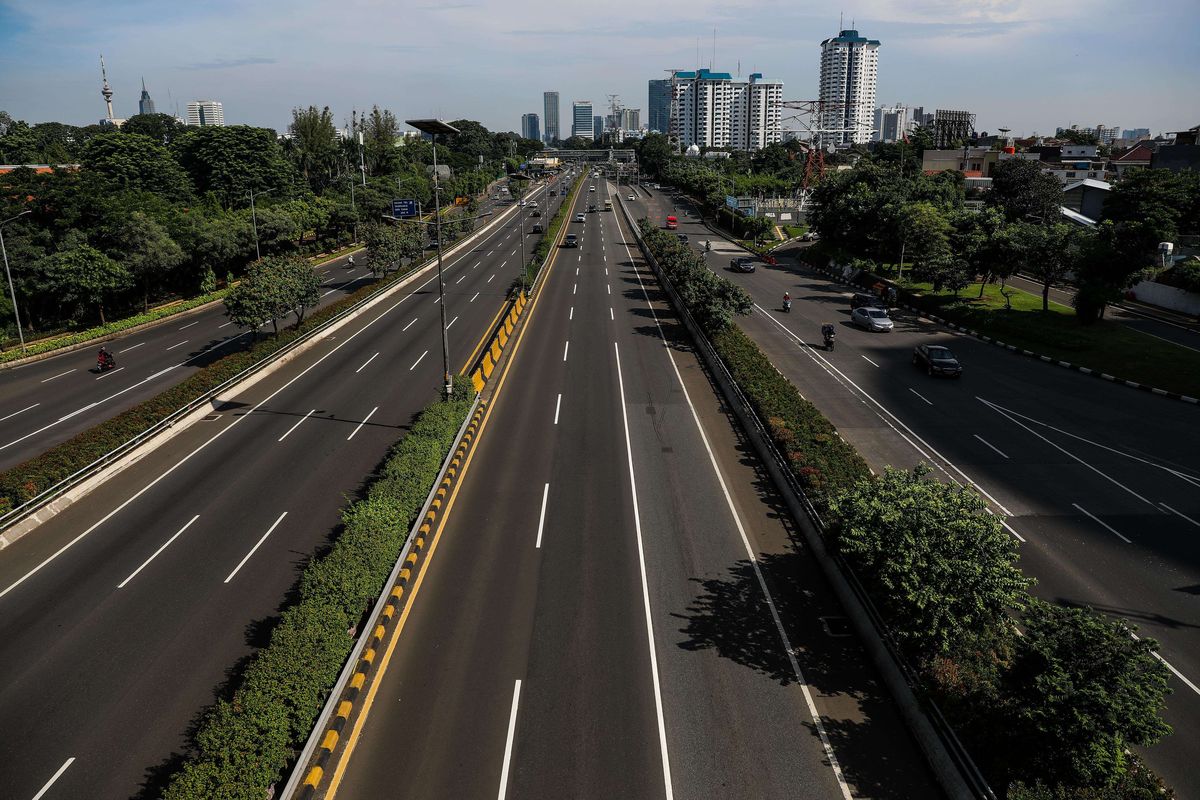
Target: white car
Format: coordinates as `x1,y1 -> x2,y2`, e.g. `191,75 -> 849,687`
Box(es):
574,213 -> 585,223
589,186 -> 596,192
628,194 -> 635,201
850,307 -> 894,332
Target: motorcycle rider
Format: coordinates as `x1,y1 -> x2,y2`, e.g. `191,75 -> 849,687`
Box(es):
782,291 -> 792,311
821,322 -> 836,343
97,345 -> 114,369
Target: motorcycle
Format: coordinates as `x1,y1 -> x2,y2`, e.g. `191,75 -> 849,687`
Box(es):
97,352 -> 116,372
823,333 -> 835,352
782,299 -> 792,313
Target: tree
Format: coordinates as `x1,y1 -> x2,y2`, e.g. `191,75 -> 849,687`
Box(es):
288,106 -> 338,193
1011,222 -> 1084,311
898,201 -> 952,273
174,125 -> 295,209
828,466 -> 1031,660
988,159 -> 1062,224
363,222 -> 419,278
82,132 -> 192,200
362,106 -> 400,176
637,133 -> 674,178
121,113 -> 185,145
224,255 -> 320,335
1001,600 -> 1171,788
41,244 -> 131,324
116,211 -> 186,311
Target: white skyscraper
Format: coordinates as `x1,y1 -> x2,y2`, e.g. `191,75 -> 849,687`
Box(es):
669,69 -> 782,151
186,100 -> 225,127
818,29 -> 880,147
572,100 -> 593,140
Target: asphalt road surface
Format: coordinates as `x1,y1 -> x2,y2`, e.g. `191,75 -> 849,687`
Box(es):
0,177 -> 574,800
629,186 -> 1200,796
0,188 -> 529,473
326,175 -> 939,799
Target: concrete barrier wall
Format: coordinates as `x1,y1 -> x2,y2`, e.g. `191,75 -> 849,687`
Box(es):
1130,280 -> 1200,315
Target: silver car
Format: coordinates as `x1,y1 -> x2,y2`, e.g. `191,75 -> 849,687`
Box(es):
850,307 -> 894,332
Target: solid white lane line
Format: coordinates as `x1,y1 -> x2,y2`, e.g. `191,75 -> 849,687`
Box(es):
178,320 -> 201,330
615,212 -> 853,798
610,307 -> 614,321
554,393 -> 562,425
410,350 -> 429,370
980,398 -> 1160,510
447,315 -> 459,329
278,408 -> 317,442
1161,502 -> 1200,529
224,511 -> 288,583
562,341 -> 569,362
0,403 -> 38,423
488,274 -> 495,283
165,340 -> 189,351
218,321 -> 234,328
31,757 -> 75,800
535,483 -> 550,548
322,289 -> 338,298
41,369 -> 75,383
117,514 -> 200,588
1133,631 -> 1200,696
613,342 -> 675,799
974,434 -> 1010,459
403,317 -> 418,331
471,292 -> 480,303
118,341 -> 146,353
496,679 -> 523,800
1072,503 -> 1131,543
94,366 -> 126,380
347,406 -> 379,441
861,355 -> 880,367
355,352 -> 380,374
908,388 -> 933,406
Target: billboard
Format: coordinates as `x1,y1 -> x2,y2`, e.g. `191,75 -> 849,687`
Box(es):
392,199 -> 418,218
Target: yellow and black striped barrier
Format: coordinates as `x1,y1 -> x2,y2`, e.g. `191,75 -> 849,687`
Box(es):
469,291 -> 528,393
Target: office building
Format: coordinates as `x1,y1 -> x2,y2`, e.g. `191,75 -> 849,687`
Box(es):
543,91 -> 560,144
667,69 -> 782,150
593,115 -> 604,140
572,100 -> 593,139
138,78 -> 156,116
1057,124 -> 1121,145
1122,127 -> 1151,140
521,113 -> 540,143
818,28 -> 881,146
873,106 -> 909,143
620,108 -> 641,131
648,79 -> 672,133
186,100 -> 224,127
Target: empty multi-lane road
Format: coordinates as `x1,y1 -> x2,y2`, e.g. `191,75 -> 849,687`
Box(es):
628,186 -> 1200,795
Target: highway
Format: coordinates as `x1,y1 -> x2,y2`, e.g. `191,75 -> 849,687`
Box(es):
628,186 -> 1200,796
325,174 -> 938,799
0,189 -> 520,474
0,177 -> 572,800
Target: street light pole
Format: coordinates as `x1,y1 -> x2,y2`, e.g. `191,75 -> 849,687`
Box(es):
407,118 -> 461,399
249,188 -> 274,260
1,210 -> 32,353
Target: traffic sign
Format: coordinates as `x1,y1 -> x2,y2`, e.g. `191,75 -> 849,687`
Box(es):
392,198 -> 418,218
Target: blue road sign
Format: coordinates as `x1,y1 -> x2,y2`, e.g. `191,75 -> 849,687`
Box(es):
393,198 -> 418,218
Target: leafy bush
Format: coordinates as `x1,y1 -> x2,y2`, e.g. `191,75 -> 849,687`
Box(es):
637,219 -> 752,334
162,377 -> 476,799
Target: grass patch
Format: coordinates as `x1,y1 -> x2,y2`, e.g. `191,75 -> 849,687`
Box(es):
899,280 -> 1200,399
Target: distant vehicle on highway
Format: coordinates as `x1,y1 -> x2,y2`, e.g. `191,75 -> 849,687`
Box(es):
574,213 -> 585,222
604,199 -> 612,211
850,306 -> 894,332
628,194 -> 635,201
850,292 -> 884,310
518,199 -> 526,207
531,209 -> 541,217
676,233 -> 689,244
589,185 -> 596,192
563,233 -> 579,247
665,215 -> 678,230
531,223 -> 543,233
800,230 -> 819,241
912,344 -> 962,377
730,256 -> 756,273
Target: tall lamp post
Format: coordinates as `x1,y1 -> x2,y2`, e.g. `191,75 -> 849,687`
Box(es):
510,171 -> 532,294
248,188 -> 274,260
1,210 -> 32,353
405,118 -> 461,398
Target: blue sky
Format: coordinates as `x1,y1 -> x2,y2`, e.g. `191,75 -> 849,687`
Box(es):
1,0 -> 1197,138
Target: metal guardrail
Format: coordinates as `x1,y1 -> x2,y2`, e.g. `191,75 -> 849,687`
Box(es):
0,200 -> 523,536
618,199 -> 996,800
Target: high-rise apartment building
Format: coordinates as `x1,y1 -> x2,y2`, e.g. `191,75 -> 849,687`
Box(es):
667,69 -> 782,150
572,100 -> 593,139
648,79 -> 672,133
620,108 -> 641,131
543,91 -> 560,144
873,106 -> 909,143
138,78 -> 156,116
521,113 -> 541,142
186,100 -> 224,127
818,28 -> 880,147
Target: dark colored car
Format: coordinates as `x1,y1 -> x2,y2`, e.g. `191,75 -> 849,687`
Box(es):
676,233 -> 689,244
850,291 -> 884,310
912,344 -> 963,377
531,223 -> 543,234
730,256 -> 756,273
563,233 -> 579,247
531,209 -> 541,217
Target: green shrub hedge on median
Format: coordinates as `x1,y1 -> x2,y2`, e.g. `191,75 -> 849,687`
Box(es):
162,377 -> 476,799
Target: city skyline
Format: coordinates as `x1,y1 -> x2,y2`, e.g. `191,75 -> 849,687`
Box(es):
1,0 -> 1197,138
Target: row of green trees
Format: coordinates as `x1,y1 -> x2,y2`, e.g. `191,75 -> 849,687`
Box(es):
808,159 -> 1200,320
0,108 -> 541,342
